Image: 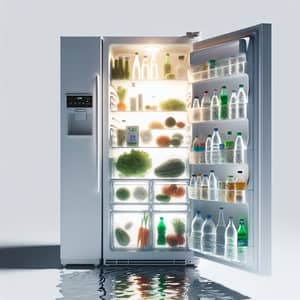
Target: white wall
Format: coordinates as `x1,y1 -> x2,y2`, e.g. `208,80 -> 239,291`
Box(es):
0,0 -> 299,298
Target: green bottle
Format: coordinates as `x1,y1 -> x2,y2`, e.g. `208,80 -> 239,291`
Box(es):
164,53 -> 171,76
114,58 -> 119,79
124,57 -> 130,79
118,56 -> 124,79
237,219 -> 248,247
224,131 -> 234,163
157,217 -> 166,245
220,86 -> 229,120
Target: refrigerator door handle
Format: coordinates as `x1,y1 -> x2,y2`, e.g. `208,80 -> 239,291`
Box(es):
96,73 -> 101,193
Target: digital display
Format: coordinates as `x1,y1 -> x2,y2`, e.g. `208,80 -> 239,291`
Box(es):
67,95 -> 92,107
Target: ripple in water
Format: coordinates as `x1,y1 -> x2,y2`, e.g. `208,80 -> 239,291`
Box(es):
57,266 -> 250,300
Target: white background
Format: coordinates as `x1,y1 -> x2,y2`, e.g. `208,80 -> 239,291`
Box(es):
0,0 -> 299,299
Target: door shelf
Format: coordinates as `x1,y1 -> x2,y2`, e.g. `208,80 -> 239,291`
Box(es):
189,237 -> 253,267
188,187 -> 249,205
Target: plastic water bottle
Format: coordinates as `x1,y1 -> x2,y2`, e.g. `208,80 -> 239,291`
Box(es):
233,132 -> 245,163
208,170 -> 218,201
191,97 -> 201,122
200,174 -> 209,200
192,136 -> 201,164
220,86 -> 229,120
211,128 -> 223,164
196,174 -> 202,199
132,52 -> 141,80
191,211 -> 204,250
201,91 -> 211,121
216,207 -> 226,256
225,217 -> 237,260
237,84 -> 248,119
201,215 -> 216,254
205,134 -> 212,164
192,97 -> 200,108
210,89 -> 220,120
189,174 -> 197,199
229,90 -> 239,119
224,131 -> 234,163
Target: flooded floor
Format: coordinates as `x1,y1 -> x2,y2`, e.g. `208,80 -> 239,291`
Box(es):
57,266 -> 250,300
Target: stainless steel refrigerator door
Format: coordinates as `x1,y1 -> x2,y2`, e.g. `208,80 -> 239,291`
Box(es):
61,37 -> 102,265
189,24 -> 271,274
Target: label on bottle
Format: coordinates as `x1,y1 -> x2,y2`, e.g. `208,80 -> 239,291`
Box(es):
126,126 -> 139,146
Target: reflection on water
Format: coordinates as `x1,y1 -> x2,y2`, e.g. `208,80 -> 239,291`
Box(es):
57,266 -> 250,300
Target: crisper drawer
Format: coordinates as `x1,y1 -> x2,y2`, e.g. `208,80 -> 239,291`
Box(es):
112,180 -> 149,204
112,211 -> 151,250
153,181 -> 188,204
153,212 -> 188,250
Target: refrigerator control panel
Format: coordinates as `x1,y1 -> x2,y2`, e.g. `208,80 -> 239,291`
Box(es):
67,95 -> 93,108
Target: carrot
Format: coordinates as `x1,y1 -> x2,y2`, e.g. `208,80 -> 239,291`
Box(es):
137,213 -> 150,248
137,217 -> 144,247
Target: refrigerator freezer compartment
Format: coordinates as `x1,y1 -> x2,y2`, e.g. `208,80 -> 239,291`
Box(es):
153,212 -> 187,249
112,181 -> 149,204
110,148 -> 189,179
188,187 -> 251,204
153,181 -> 188,204
112,211 -> 151,250
189,149 -> 248,165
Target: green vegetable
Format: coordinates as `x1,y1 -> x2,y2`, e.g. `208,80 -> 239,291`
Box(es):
165,116 -> 176,127
172,218 -> 185,236
116,86 -> 127,102
116,149 -> 152,176
133,186 -> 147,201
115,228 -> 130,246
170,138 -> 182,147
154,159 -> 185,178
156,194 -> 171,202
116,187 -> 130,201
159,98 -> 186,111
165,73 -> 176,80
172,133 -> 184,140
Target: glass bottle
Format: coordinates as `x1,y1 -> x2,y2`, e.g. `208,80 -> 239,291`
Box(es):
189,174 -> 197,199
176,55 -> 186,80
237,84 -> 248,119
114,58 -> 119,79
141,55 -> 150,80
208,59 -> 217,78
118,56 -> 124,79
208,170 -> 218,201
157,217 -> 166,245
164,53 -> 172,77
220,86 -> 229,120
237,219 -> 248,247
132,52 -> 141,80
216,207 -> 226,256
205,134 -> 212,164
150,52 -> 159,80
124,57 -> 130,79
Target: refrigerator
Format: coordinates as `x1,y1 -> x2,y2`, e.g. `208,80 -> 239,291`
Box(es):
60,24 -> 271,274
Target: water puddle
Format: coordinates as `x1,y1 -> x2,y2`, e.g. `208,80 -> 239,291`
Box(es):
57,266 -> 250,299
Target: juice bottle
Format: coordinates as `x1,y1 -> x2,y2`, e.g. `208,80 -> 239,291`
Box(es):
235,170 -> 247,203
225,175 -> 235,202
220,86 -> 229,120
157,217 -> 166,245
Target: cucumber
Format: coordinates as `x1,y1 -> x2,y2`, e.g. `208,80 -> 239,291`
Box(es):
156,194 -> 171,202
115,228 -> 130,246
154,159 -> 185,178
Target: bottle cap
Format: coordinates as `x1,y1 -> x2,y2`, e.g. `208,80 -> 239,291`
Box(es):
221,85 -> 227,89
229,216 -> 233,220
207,134 -> 212,137
144,55 -> 148,58
203,174 -> 208,177
219,207 -> 224,210
166,53 -> 170,56
239,84 -> 244,87
196,210 -> 201,214
204,90 -> 209,94
240,218 -> 245,222
135,52 -> 138,55
237,132 -> 242,136
210,170 -> 214,173
178,55 -> 185,60
227,175 -> 234,179
213,128 -> 218,131
232,90 -> 237,93
227,131 -> 232,135
160,217 -> 164,220
207,214 -> 212,218
237,170 -> 243,174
